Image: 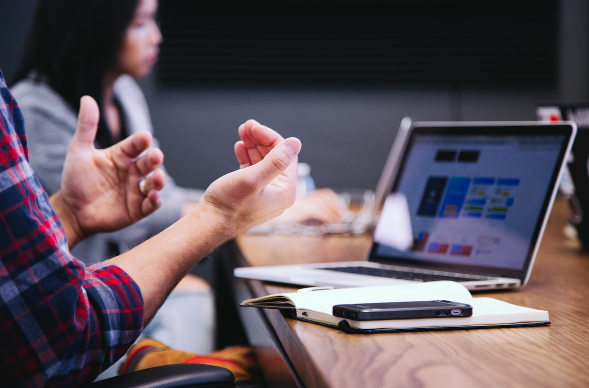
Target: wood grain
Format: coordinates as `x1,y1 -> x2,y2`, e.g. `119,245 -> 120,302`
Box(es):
236,198 -> 589,388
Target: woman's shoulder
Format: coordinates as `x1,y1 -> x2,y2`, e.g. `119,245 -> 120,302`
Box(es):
114,75 -> 147,101
114,75 -> 153,134
11,77 -> 75,119
11,77 -> 78,135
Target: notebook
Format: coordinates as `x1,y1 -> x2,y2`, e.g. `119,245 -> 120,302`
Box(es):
235,120 -> 577,291
240,281 -> 550,333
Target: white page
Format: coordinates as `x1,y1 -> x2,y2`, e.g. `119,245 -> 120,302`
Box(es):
285,281 -> 472,314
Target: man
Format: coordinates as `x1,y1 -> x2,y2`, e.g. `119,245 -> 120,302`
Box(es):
0,70 -> 301,387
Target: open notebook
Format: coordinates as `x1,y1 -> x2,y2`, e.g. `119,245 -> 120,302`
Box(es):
235,121 -> 576,291
241,281 -> 550,333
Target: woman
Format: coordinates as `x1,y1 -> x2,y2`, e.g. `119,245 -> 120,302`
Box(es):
12,0 -> 344,377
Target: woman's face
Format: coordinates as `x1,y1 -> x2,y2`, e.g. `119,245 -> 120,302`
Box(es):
116,0 -> 162,78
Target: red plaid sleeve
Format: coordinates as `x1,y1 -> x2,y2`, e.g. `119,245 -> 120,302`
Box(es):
0,71 -> 144,388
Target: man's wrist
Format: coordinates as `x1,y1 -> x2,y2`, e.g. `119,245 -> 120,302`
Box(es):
49,190 -> 86,248
186,202 -> 243,244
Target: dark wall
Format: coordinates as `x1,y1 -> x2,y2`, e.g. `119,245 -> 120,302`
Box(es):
156,1 -> 558,87
1,0 -> 588,192
0,0 -> 38,82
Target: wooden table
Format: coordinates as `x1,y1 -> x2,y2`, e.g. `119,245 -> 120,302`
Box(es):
230,198 -> 589,388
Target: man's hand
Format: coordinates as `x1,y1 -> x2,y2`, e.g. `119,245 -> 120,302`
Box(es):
50,96 -> 165,247
110,119 -> 300,320
197,120 -> 301,236
234,121 -> 343,226
271,188 -> 346,225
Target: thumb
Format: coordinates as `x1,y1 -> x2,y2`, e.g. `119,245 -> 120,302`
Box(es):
248,137 -> 301,188
70,96 -> 100,151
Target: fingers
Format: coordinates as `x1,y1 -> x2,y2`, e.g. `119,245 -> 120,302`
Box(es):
139,171 -> 165,216
238,119 -> 283,148
70,96 -> 100,151
234,141 -> 251,168
114,131 -> 154,159
135,147 -> 164,177
199,134 -> 301,234
137,153 -> 165,217
309,189 -> 347,222
278,189 -> 346,224
237,120 -> 285,165
246,137 -> 301,189
315,202 -> 345,223
140,169 -> 166,194
141,190 -> 162,216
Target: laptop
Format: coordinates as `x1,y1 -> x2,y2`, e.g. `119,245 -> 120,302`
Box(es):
536,102 -> 589,248
235,120 -> 577,291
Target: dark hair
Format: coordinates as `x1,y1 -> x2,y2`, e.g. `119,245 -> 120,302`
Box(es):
13,0 -> 139,146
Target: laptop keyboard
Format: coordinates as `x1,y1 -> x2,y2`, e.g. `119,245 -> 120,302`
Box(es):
319,266 -> 488,282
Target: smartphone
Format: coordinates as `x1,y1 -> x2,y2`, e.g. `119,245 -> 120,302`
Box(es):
332,300 -> 473,321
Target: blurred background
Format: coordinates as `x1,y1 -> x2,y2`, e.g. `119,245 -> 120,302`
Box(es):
1,0 -> 588,193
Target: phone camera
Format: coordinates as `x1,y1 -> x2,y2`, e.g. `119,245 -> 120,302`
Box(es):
445,310 -> 451,316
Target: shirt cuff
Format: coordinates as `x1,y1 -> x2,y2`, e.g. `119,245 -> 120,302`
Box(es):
83,263 -> 145,367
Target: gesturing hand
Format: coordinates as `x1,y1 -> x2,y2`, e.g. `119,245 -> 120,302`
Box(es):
51,96 -> 165,247
198,120 -> 301,236
271,188 -> 346,225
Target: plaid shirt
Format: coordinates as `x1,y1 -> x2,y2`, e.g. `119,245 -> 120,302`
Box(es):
0,71 -> 144,387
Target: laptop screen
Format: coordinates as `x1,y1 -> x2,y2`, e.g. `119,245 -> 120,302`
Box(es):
370,123 -> 574,279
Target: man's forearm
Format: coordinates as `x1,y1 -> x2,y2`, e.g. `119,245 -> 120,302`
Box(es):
108,202 -> 236,322
102,127 -> 300,324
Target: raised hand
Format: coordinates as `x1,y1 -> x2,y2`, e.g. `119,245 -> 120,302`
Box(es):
50,96 -> 165,247
110,120 -> 300,320
198,120 -> 301,235
235,120 -> 344,226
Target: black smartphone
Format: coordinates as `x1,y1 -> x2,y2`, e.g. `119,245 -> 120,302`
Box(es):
332,300 -> 473,321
